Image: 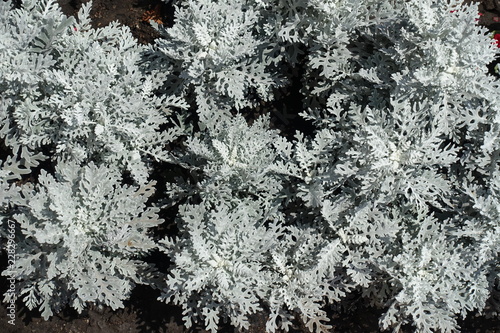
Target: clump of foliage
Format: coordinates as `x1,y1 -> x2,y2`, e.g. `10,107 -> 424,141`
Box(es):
3,161 -> 162,319
1,0 -> 499,332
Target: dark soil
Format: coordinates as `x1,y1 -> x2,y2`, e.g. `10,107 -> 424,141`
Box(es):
1,0 -> 500,332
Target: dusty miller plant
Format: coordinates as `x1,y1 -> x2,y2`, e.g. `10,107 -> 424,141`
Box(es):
2,161 -> 162,319
167,113 -> 299,207
295,0 -> 500,332
158,0 -> 500,332
152,0 -> 284,122
0,0 -> 167,320
159,200 -> 284,331
1,0 -> 500,332
0,0 -> 186,184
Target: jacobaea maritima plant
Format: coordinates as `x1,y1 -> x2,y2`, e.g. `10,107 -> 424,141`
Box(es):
2,161 -> 163,319
1,0 -> 500,332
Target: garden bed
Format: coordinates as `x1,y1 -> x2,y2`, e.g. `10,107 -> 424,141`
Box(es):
1,0 -> 500,332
